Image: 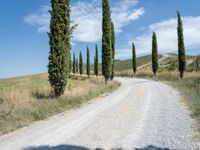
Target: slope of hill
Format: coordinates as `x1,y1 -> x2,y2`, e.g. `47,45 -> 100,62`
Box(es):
114,55 -> 162,72
115,54 -> 199,76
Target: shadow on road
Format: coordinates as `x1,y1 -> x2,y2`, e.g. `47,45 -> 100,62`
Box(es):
135,145 -> 170,150
24,144 -> 170,150
24,145 -> 89,150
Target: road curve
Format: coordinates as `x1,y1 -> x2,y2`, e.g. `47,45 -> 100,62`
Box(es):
0,78 -> 198,150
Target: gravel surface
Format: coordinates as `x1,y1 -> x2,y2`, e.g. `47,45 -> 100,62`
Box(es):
0,78 -> 198,150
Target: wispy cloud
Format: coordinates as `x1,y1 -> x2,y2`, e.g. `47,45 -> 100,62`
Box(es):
24,0 -> 145,43
24,6 -> 50,32
118,16 -> 200,59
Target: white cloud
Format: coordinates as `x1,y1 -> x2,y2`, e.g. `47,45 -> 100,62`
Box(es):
117,16 -> 200,58
24,0 -> 144,43
24,6 -> 50,32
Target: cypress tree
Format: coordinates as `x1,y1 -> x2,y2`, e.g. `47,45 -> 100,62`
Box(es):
177,11 -> 186,79
76,58 -> 79,73
152,32 -> 158,75
110,22 -> 115,80
79,51 -> 83,75
94,56 -> 96,75
69,55 -> 72,73
48,0 -> 70,97
73,53 -> 76,74
102,0 -> 112,84
87,47 -> 90,77
132,42 -> 137,75
196,56 -> 200,72
94,44 -> 99,76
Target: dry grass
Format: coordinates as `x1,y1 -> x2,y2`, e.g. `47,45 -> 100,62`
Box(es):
0,74 -> 120,135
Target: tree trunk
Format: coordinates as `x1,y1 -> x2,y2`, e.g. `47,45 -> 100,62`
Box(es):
180,72 -> 184,79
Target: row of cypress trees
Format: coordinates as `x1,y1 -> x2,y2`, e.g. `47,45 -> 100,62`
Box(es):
48,0 -> 116,97
131,11 -> 186,79
72,45 -> 99,77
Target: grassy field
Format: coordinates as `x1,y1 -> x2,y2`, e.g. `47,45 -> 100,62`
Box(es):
0,74 -> 120,135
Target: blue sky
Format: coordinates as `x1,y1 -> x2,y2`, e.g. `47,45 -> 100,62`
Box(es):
0,0 -> 200,78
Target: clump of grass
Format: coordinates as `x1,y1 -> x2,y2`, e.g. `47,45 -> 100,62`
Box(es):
0,74 -> 120,135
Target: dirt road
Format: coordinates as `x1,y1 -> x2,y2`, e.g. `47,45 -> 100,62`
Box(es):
0,78 -> 197,150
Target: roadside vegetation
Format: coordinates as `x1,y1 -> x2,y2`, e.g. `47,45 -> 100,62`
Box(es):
0,74 -> 120,135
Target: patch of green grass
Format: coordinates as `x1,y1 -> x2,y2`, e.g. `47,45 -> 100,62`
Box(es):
0,74 -> 120,135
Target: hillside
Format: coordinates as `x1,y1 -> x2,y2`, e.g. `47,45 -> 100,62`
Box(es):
115,55 -> 162,72
115,54 -> 199,75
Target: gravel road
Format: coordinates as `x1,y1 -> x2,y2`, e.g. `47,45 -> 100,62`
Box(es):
0,78 -> 198,150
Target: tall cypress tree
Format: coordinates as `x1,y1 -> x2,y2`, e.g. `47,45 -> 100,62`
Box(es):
76,58 -> 79,73
48,0 -> 70,97
69,55 -> 72,73
94,56 -> 96,75
110,22 -> 115,80
73,53 -> 76,74
196,56 -> 200,72
102,0 -> 112,83
152,32 -> 158,75
132,42 -> 137,75
177,11 -> 186,79
79,51 -> 83,75
87,47 -> 90,77
94,44 -> 99,76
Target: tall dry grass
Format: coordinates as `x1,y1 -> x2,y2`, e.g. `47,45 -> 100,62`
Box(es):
0,74 -> 120,135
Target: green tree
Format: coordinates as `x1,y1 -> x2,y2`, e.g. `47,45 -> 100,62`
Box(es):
73,53 -> 76,74
76,58 -> 79,73
79,51 -> 83,75
94,56 -> 96,75
48,0 -> 70,97
102,0 -> 112,83
110,22 -> 115,80
152,32 -> 158,75
86,47 -> 90,77
94,44 -> 99,76
177,11 -> 186,79
69,56 -> 72,73
132,42 -> 137,75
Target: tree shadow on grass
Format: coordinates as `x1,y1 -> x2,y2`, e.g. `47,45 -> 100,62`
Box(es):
24,144 -> 170,150
31,90 -> 55,100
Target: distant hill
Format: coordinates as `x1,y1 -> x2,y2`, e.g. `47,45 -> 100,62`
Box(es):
114,54 -> 199,74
